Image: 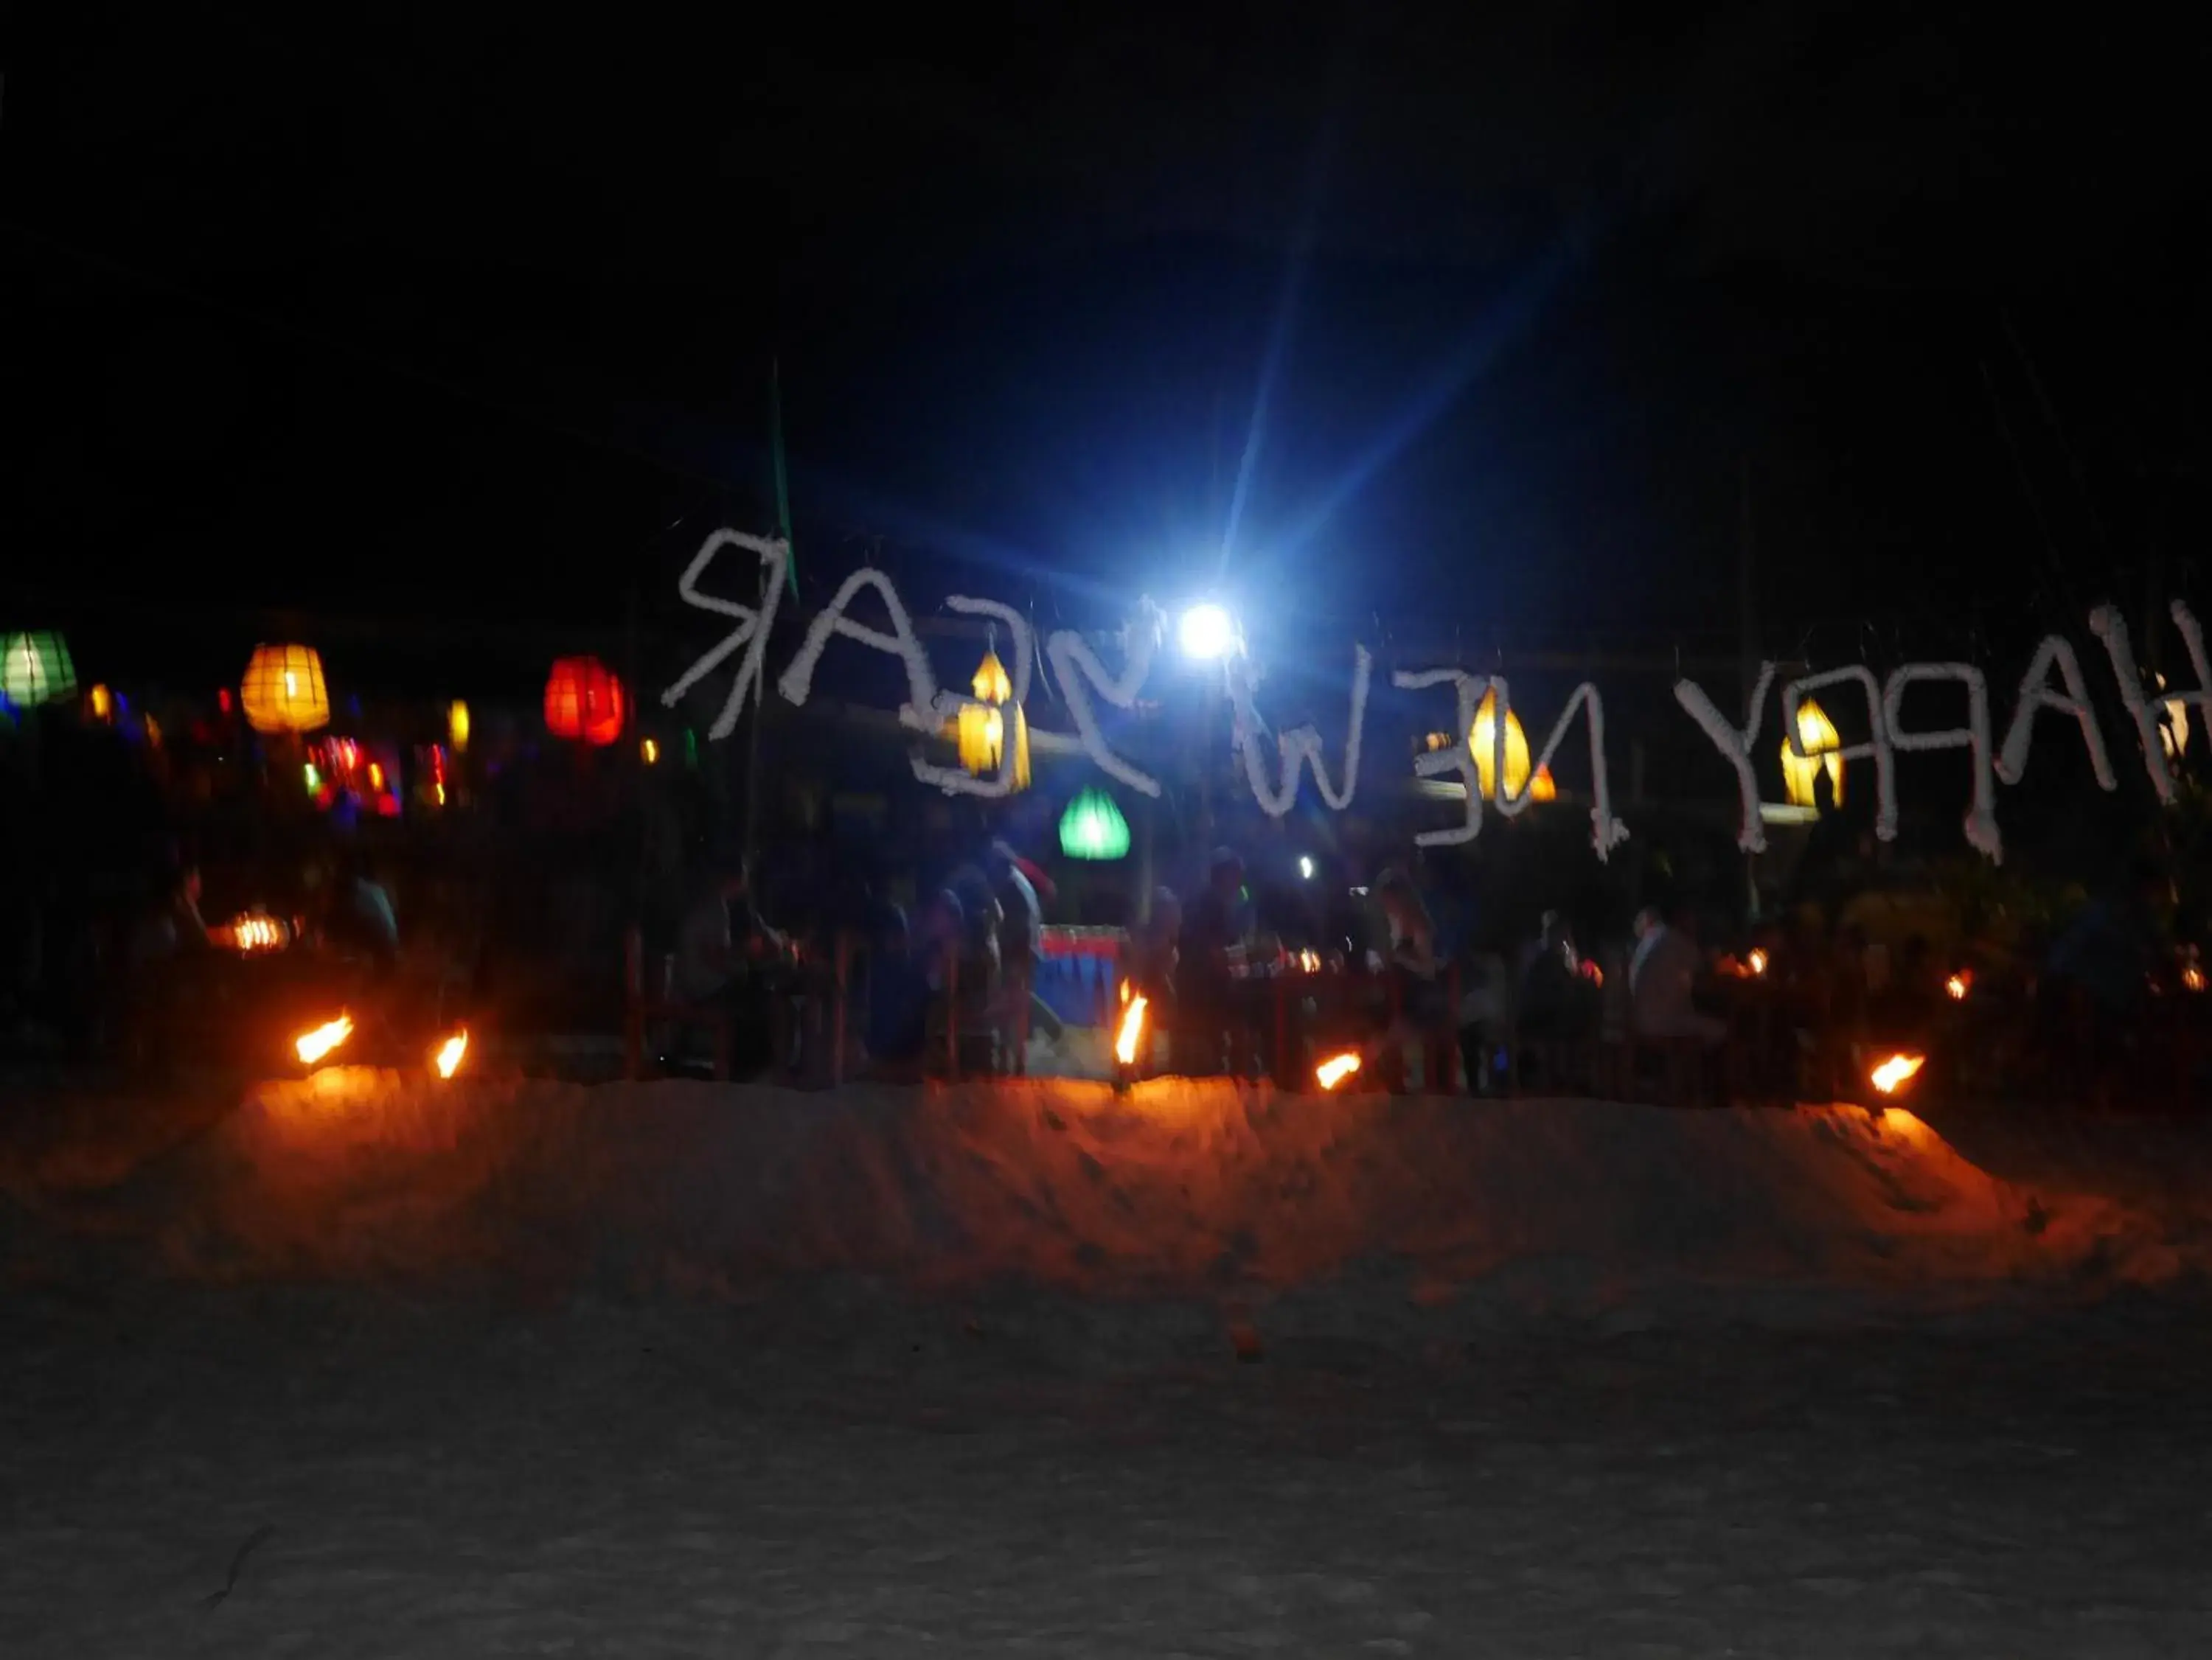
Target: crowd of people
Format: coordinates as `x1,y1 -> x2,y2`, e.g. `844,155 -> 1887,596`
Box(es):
4,699 -> 2203,1106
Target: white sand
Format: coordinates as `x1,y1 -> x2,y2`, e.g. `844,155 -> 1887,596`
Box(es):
7,1078 -> 2212,1653
6,1073 -> 2174,1331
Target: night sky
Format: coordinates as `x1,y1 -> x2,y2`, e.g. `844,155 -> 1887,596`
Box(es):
7,4 -> 2207,679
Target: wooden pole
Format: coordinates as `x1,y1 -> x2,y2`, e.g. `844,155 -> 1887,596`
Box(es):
1738,456 -> 1762,921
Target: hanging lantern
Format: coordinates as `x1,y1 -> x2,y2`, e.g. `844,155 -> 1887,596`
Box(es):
240,644 -> 331,734
2157,674 -> 2191,760
1780,698 -> 1845,810
544,656 -> 627,746
954,648 -> 1029,787
1,632 -> 77,708
1468,689 -> 1533,800
448,700 -> 471,754
1060,787 -> 1130,860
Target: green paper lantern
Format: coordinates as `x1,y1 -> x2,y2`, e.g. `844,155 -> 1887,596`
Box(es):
1060,787 -> 1130,861
1,632 -> 77,708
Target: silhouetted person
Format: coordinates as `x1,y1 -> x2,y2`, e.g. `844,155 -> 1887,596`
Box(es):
1178,849 -> 1248,1074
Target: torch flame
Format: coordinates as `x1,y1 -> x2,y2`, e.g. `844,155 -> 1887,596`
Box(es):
433,1030 -> 468,1079
1113,991 -> 1148,1068
1747,949 -> 1768,977
1946,972 -> 1971,1000
1315,1051 -> 1363,1090
1870,1052 -> 1925,1095
2185,964 -> 2206,993
295,1014 -> 354,1066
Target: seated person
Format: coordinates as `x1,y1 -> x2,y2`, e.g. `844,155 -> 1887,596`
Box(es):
1630,904 -> 1726,1045
2044,860 -> 2166,1019
865,907 -> 932,1075
130,865 -> 212,969
1127,887 -> 1183,1002
673,866 -> 783,1004
325,852 -> 400,973
1517,911 -> 1597,1042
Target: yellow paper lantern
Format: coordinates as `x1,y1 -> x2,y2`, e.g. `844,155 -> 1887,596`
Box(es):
1780,697 -> 1844,810
2157,674 -> 2190,760
955,648 -> 1029,788
1469,689 -> 1531,800
448,700 -> 471,753
240,644 -> 331,735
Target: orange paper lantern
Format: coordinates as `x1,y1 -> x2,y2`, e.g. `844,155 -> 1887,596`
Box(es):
240,644 -> 331,734
544,656 -> 627,746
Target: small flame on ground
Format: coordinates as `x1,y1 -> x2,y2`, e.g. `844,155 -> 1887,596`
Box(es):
1316,1051 -> 1362,1090
1870,1052 -> 1925,1095
2185,964 -> 2207,993
1946,972 -> 1971,1000
1747,949 -> 1768,977
1113,991 -> 1148,1068
295,1014 -> 354,1066
433,1030 -> 468,1079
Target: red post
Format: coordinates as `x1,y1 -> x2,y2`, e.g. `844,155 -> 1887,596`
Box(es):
832,932 -> 850,1087
1274,972 -> 1292,1092
623,926 -> 645,1080
945,948 -> 960,1081
1445,962 -> 1461,1094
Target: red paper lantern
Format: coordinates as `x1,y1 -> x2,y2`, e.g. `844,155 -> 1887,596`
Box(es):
543,656 -> 627,747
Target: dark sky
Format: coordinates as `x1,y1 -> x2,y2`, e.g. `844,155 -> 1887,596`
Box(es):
7,2 -> 2208,674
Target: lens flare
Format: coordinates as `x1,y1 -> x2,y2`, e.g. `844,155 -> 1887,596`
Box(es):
1178,603 -> 1236,660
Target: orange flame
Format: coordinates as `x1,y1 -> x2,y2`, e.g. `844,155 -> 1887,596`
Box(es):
1113,990 -> 1148,1068
2185,964 -> 2206,994
1945,972 -> 1971,1000
433,1030 -> 468,1079
1870,1052 -> 1925,1095
295,1014 -> 354,1066
1315,1051 -> 1362,1090
1747,949 -> 1768,977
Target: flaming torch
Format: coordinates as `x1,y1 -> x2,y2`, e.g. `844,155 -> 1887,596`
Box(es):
1946,971 -> 1971,1001
1315,1051 -> 1363,1091
432,1030 -> 469,1080
1869,1052 -> 1925,1097
294,1014 -> 354,1067
1112,983 -> 1149,1092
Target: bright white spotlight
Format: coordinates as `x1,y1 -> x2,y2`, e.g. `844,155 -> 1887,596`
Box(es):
1178,602 -> 1237,661
1298,855 -> 1315,880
